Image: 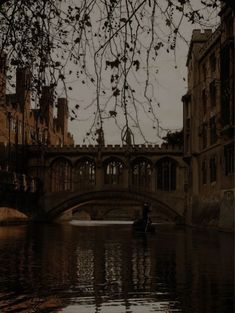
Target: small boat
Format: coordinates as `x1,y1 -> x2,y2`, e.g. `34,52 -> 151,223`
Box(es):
132,202 -> 155,233
132,218 -> 155,233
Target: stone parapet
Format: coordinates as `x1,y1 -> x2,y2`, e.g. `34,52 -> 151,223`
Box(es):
31,143 -> 183,154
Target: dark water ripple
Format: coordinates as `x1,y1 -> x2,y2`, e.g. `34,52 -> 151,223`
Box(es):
0,223 -> 233,313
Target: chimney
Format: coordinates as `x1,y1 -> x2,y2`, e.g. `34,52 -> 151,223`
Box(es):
0,54 -> 6,106
16,67 -> 32,112
39,86 -> 54,129
57,98 -> 68,142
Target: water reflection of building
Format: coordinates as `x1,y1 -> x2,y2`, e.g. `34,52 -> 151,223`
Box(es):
132,237 -> 153,292
0,225 -> 233,312
105,242 -> 122,294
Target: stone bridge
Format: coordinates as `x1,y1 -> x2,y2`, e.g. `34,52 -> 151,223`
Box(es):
26,144 -> 188,223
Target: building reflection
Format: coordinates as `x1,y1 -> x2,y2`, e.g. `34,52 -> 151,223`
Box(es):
0,224 -> 233,313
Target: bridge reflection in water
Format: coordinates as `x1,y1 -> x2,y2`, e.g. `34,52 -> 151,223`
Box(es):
0,223 -> 233,313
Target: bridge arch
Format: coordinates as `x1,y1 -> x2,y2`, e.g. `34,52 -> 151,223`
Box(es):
45,189 -> 184,223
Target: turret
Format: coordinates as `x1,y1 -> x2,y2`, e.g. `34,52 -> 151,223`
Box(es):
16,67 -> 31,112
39,85 -> 54,129
57,98 -> 68,142
96,127 -> 105,147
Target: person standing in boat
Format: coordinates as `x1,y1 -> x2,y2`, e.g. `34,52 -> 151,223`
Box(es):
142,202 -> 150,221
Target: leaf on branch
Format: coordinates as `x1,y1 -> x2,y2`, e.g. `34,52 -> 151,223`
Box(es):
178,0 -> 187,4
59,74 -> 65,80
113,88 -> 120,97
109,110 -> 117,117
166,19 -> 171,26
133,60 -> 140,71
121,56 -> 127,63
106,59 -> 121,69
85,21 -> 92,27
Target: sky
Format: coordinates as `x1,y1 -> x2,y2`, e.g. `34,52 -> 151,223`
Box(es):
2,1 -> 220,146
66,29 -> 188,145
52,1 -> 220,145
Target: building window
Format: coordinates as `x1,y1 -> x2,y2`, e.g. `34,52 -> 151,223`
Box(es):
202,123 -> 207,149
0,55 -> 6,74
51,158 -> 72,192
210,53 -> 216,73
156,158 -> 176,191
225,17 -> 233,38
74,159 -> 95,190
202,89 -> 207,115
11,119 -> 16,132
202,160 -> 207,185
209,116 -> 217,145
224,144 -> 234,175
104,159 -> 123,185
18,120 -> 22,135
202,63 -> 207,82
185,101 -> 191,118
186,118 -> 190,132
210,157 -> 217,183
186,134 -> 190,153
132,159 -> 152,190
221,44 -> 233,126
210,81 -> 216,107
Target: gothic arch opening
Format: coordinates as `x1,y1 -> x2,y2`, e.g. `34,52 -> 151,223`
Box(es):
131,158 -> 152,191
50,158 -> 72,192
104,158 -> 124,185
156,157 -> 177,191
74,158 -> 96,191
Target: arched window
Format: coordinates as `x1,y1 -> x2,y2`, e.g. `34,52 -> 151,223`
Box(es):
132,159 -> 152,190
74,159 -> 95,190
51,158 -> 72,192
156,158 -> 176,191
202,159 -> 207,185
104,159 -> 124,185
210,156 -> 217,182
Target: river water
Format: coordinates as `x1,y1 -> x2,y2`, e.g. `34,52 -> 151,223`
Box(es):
0,222 -> 233,313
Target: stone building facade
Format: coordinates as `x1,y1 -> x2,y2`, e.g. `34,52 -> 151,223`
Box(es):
0,55 -> 74,150
182,4 -> 234,231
